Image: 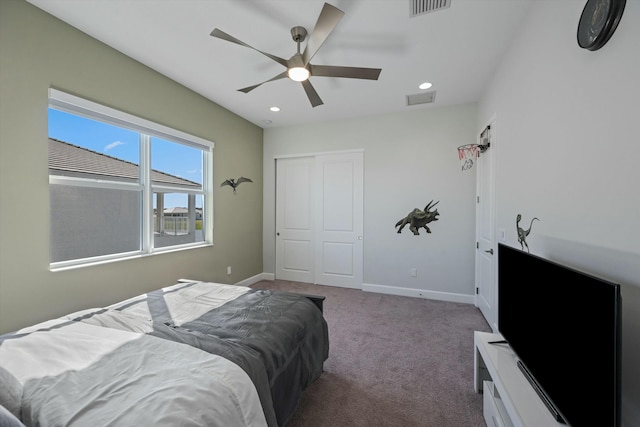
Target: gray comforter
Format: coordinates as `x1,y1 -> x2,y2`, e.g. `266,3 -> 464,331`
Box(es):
72,282 -> 329,427
180,288 -> 329,426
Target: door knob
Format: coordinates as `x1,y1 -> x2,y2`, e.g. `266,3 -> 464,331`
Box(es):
485,248 -> 494,255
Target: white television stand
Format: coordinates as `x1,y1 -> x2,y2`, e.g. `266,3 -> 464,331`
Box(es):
474,331 -> 565,427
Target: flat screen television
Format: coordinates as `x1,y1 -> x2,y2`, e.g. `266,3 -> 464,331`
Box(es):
497,243 -> 621,427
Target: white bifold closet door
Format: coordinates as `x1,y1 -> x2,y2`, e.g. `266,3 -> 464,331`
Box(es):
275,151 -> 363,289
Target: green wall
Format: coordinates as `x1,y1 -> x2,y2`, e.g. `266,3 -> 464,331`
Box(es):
0,0 -> 264,333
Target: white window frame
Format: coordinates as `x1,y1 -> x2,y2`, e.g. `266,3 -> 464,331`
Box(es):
48,88 -> 214,270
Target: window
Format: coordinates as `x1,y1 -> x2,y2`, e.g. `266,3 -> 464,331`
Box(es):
48,89 -> 214,269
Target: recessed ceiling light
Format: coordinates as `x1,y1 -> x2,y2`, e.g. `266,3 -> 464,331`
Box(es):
270,106 -> 280,112
419,82 -> 433,90
263,119 -> 272,124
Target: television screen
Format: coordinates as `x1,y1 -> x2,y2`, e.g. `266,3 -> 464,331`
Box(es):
498,243 -> 621,427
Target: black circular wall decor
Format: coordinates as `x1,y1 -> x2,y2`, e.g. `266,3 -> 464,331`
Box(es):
577,0 -> 625,51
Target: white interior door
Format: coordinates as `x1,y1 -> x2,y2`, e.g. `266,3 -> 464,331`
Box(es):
275,152 -> 363,288
475,121 -> 497,331
275,157 -> 315,283
315,152 -> 363,288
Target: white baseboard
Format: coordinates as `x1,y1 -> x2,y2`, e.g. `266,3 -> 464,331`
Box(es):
252,273 -> 475,304
235,272 -> 274,287
362,282 -> 475,304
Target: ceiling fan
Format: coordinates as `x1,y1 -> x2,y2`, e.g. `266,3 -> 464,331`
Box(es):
210,2 -> 382,107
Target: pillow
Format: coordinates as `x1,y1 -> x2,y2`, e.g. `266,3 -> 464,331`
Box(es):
0,404 -> 24,427
0,367 -> 21,420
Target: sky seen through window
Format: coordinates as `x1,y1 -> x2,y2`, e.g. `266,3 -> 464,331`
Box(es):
48,108 -> 204,209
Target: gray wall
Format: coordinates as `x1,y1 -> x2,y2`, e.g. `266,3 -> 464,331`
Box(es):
263,104 -> 478,302
49,185 -> 141,262
0,1 -> 264,334
478,1 -> 640,425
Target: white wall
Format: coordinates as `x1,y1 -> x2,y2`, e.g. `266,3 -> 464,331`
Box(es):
478,1 -> 640,425
264,104 -> 478,302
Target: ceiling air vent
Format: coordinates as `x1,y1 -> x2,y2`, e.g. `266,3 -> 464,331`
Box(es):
410,0 -> 451,17
406,91 -> 436,106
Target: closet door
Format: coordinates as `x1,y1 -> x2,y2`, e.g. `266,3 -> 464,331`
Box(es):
275,157 -> 315,283
275,152 -> 363,288
315,152 -> 363,288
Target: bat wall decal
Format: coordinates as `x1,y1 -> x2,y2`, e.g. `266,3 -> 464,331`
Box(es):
220,176 -> 253,194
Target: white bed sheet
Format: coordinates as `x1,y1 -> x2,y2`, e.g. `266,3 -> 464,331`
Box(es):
0,318 -> 267,427
103,281 -> 251,326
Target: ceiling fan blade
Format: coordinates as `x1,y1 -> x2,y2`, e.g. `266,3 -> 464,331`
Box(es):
211,28 -> 289,68
238,71 -> 288,93
310,64 -> 382,80
302,3 -> 344,66
301,80 -> 324,107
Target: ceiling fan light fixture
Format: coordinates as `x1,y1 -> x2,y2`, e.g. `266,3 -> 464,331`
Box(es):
210,3 -> 380,107
288,67 -> 310,82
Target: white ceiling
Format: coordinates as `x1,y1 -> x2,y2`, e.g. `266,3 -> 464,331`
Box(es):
27,0 -> 533,129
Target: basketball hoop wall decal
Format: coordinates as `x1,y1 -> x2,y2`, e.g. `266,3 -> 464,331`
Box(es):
458,144 -> 479,170
458,125 -> 491,171
457,142 -> 489,171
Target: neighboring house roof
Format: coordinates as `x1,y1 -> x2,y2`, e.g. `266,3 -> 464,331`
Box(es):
48,138 -> 200,188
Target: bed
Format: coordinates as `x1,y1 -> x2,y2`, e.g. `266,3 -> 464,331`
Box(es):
0,280 -> 329,427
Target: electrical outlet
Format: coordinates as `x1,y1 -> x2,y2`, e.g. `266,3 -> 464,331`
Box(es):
410,268 -> 417,277
226,266 -> 231,275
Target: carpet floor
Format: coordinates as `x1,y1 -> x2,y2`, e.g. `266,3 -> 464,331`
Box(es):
251,280 -> 492,427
